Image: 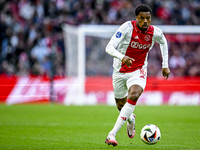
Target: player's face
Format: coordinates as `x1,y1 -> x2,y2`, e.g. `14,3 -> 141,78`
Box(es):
136,12 -> 151,31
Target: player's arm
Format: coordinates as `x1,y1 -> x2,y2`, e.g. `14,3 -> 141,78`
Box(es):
154,27 -> 170,79
105,21 -> 134,66
105,23 -> 126,60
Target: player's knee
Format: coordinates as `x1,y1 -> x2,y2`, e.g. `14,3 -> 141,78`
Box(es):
128,92 -> 140,101
128,85 -> 143,101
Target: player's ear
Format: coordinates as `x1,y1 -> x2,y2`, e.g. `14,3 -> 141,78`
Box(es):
135,16 -> 138,21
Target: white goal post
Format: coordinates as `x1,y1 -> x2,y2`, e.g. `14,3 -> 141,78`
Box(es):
62,24 -> 120,104
62,24 -> 200,105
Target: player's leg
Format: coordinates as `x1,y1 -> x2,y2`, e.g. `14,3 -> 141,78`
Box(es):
105,69 -> 147,146
105,98 -> 128,146
106,99 -> 127,146
107,69 -> 146,141
127,84 -> 143,101
110,85 -> 143,136
112,69 -> 128,112
126,84 -> 143,138
115,97 -> 127,111
106,86 -> 141,144
115,97 -> 136,138
105,70 -> 127,146
115,97 -> 135,120
125,69 -> 147,138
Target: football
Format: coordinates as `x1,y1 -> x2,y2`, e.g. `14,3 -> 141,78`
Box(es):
140,124 -> 161,144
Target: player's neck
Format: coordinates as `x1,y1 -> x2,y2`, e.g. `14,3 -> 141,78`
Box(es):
135,21 -> 149,32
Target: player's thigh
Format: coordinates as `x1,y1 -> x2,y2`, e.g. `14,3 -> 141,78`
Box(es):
126,69 -> 147,92
113,71 -> 128,99
127,78 -> 146,100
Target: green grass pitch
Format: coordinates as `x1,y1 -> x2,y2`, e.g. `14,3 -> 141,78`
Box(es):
0,104 -> 199,150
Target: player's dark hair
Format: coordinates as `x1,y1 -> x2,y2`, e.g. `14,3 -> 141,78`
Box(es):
135,4 -> 152,16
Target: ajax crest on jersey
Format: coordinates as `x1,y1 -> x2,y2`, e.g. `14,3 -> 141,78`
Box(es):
140,124 -> 161,144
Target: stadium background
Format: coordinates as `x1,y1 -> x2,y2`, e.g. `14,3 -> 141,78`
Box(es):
1,1 -> 200,149
0,0 -> 200,105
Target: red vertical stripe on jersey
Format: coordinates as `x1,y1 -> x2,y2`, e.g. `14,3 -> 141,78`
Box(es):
119,21 -> 154,73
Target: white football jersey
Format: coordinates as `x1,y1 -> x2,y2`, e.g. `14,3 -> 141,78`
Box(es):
105,20 -> 169,73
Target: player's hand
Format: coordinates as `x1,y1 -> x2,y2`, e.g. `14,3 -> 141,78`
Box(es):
122,56 -> 135,67
162,68 -> 170,79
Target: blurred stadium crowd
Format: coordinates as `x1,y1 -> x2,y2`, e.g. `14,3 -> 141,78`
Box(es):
0,0 -> 200,77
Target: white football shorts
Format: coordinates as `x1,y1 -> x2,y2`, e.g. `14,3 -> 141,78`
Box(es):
112,68 -> 147,99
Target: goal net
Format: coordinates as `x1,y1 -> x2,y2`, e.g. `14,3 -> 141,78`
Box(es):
62,24 -> 200,105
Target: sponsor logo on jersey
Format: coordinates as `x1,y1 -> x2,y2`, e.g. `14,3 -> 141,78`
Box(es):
130,41 -> 151,49
116,31 -> 122,38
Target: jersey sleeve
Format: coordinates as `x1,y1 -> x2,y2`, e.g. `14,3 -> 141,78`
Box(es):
105,21 -> 130,60
153,26 -> 169,68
